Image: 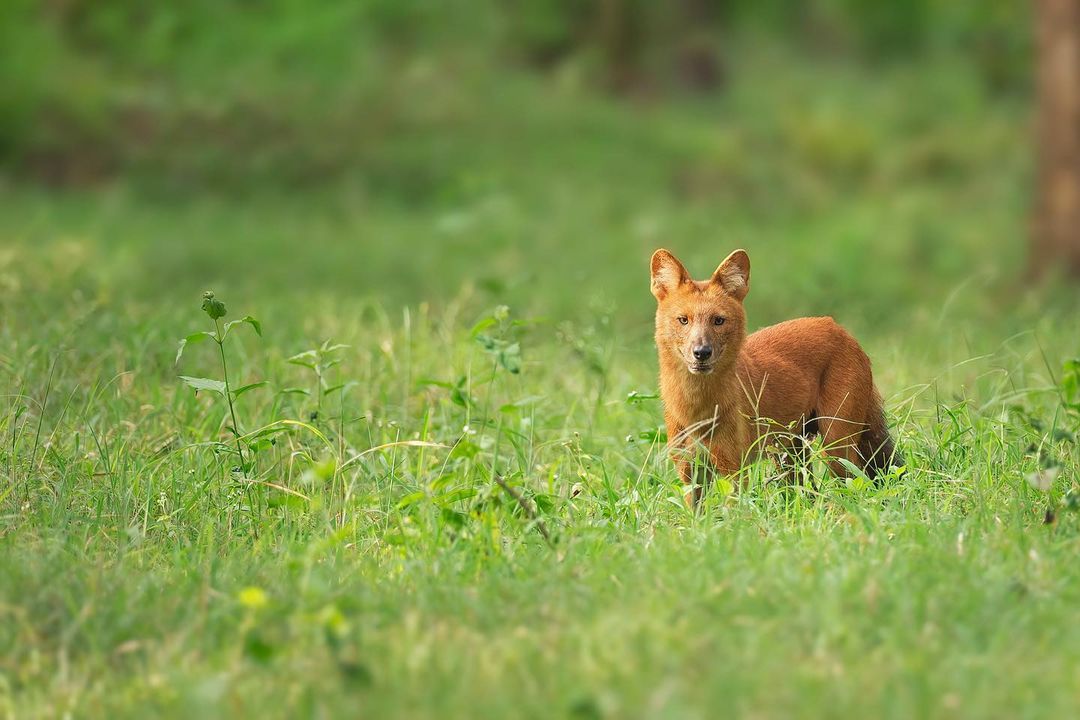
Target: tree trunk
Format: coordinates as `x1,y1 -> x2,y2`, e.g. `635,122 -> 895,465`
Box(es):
596,0 -> 643,94
1032,0 -> 1080,278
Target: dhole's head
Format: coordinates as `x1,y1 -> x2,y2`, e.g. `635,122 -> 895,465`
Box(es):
650,248 -> 750,376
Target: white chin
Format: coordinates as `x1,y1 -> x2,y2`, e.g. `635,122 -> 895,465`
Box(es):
688,365 -> 713,375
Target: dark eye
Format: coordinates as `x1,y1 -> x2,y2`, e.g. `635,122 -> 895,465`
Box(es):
677,316 -> 688,325
713,316 -> 726,326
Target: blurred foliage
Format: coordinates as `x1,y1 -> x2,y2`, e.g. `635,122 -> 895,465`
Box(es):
0,0 -> 1030,190
0,0 -> 1041,332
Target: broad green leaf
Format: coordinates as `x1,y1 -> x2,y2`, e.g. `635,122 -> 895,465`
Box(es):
636,428 -> 667,444
500,342 -> 522,374
470,316 -> 497,337
837,458 -> 871,488
267,492 -> 307,511
449,440 -> 481,460
439,508 -> 468,529
396,490 -> 426,509
244,425 -> 293,442
324,381 -> 359,396
175,331 -> 215,366
434,487 -> 478,506
248,437 -> 276,453
451,386 -> 471,408
451,377 -> 473,408
287,350 -> 318,369
429,474 -> 456,492
666,496 -> 691,513
421,377 -> 474,407
475,333 -> 522,375
532,493 -> 556,513
225,315 -> 262,338
232,381 -> 268,398
416,378 -> 454,389
179,376 -> 227,396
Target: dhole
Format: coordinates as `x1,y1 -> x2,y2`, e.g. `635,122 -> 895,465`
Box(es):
650,248 -> 901,505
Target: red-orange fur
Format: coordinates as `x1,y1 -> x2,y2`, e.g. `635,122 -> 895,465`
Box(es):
650,248 -> 900,506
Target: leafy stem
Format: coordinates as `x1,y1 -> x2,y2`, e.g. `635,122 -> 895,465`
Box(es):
176,291 -> 265,536
215,316 -> 246,474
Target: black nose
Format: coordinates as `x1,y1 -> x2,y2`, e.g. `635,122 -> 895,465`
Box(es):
692,346 -> 713,361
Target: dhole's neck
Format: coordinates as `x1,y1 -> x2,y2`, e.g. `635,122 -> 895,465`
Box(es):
659,348 -> 747,426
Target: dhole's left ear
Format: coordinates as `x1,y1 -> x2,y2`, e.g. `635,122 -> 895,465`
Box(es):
711,249 -> 750,301
650,249 -> 690,301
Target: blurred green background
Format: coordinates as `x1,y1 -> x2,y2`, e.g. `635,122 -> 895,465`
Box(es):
0,0 -> 1057,336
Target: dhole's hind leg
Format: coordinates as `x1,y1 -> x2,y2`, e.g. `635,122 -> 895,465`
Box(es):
815,351 -> 873,478
768,424 -> 815,487
789,436 -> 818,487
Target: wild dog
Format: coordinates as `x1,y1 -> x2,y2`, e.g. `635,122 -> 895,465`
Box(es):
650,248 -> 901,505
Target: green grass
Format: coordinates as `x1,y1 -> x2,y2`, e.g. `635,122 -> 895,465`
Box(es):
3,45 -> 1080,719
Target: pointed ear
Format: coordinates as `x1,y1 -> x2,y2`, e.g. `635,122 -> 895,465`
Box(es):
711,249 -> 750,301
651,249 -> 690,301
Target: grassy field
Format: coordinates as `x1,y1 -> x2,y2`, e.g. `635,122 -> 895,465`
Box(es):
3,43 -> 1080,719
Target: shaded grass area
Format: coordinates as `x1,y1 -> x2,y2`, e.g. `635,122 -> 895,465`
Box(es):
2,45 -> 1080,719
6,516 -> 1080,718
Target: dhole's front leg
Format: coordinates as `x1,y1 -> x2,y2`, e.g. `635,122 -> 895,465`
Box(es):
671,437 -> 740,509
668,425 -> 710,508
676,456 -> 713,508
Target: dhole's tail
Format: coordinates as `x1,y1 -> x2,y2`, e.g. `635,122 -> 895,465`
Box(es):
860,389 -> 902,480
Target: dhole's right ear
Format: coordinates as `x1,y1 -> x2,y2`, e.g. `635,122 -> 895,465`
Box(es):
650,249 -> 690,301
